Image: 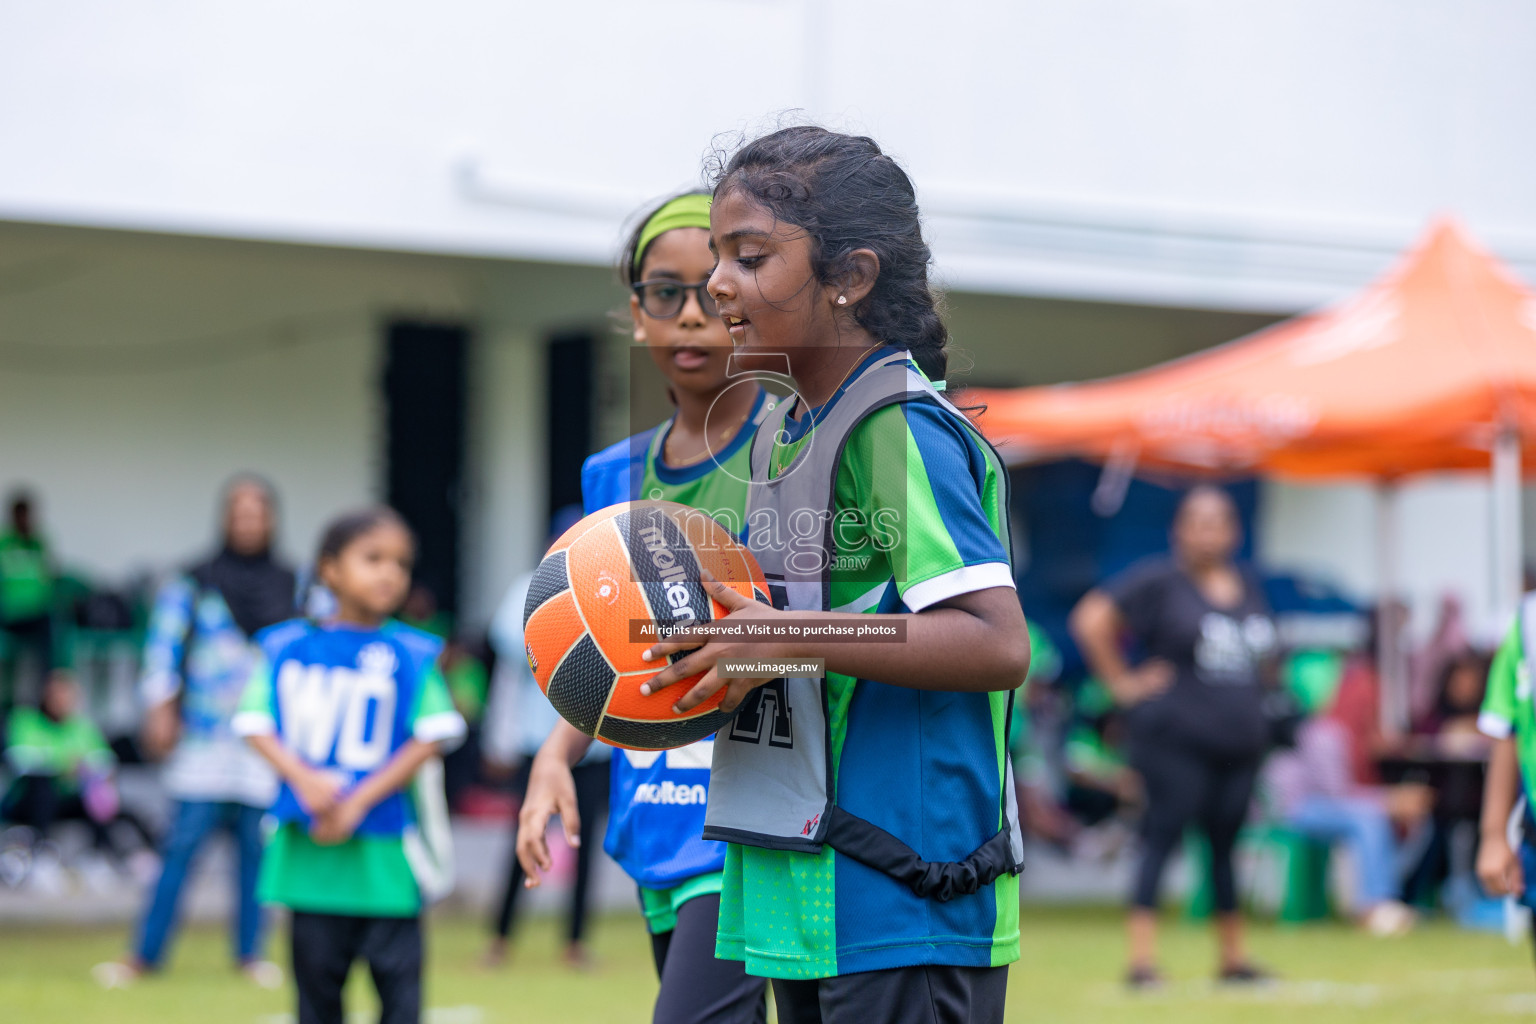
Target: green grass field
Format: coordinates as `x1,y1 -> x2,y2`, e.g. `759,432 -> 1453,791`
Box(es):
1,906 -> 1532,1023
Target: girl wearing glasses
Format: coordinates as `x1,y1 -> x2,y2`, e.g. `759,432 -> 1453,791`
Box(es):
514,192 -> 770,1024
640,128 -> 1030,1024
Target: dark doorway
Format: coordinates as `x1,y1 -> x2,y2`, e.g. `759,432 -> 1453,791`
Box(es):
545,331 -> 596,520
384,320 -> 468,615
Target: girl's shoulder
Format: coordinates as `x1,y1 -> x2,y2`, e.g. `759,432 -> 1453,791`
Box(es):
253,617 -> 314,657
1236,562 -> 1273,613
1103,555 -> 1181,603
255,619 -> 442,678
844,398 -> 996,479
1236,560 -> 1267,589
584,428 -> 659,472
379,620 -> 445,671
581,426 -> 662,512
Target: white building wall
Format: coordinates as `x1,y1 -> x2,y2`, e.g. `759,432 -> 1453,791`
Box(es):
463,324 -> 545,624
0,223 -> 555,624
0,218 -> 644,628
2,0 -> 1533,310
0,318 -> 378,584
4,0 -> 1535,634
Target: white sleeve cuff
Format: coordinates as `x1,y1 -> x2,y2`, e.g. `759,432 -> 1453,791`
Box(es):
901,562 -> 1015,612
1479,711 -> 1513,740
415,711 -> 468,748
230,711 -> 277,737
140,671 -> 181,708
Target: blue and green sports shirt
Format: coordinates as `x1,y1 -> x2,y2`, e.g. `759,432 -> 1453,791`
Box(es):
233,618 -> 465,916
1481,607 -> 1536,805
717,349 -> 1021,978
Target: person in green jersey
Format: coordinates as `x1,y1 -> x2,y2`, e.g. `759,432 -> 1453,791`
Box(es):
516,192 -> 769,1023
2,671 -> 152,869
643,128 -> 1030,1024
1477,594 -> 1536,960
0,492 -> 58,707
235,508 -> 465,1024
1008,623 -> 1080,847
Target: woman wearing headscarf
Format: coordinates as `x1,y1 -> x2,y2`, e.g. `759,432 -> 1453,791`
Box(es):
97,477 -> 296,988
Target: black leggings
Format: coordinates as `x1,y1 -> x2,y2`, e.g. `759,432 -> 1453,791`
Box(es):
1130,741 -> 1260,913
648,893 -> 767,1024
1,615 -> 55,711
493,759 -> 608,944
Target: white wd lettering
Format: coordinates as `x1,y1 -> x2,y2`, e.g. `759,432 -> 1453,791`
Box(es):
276,659 -> 397,771
621,740 -> 714,771
277,661 -> 348,764
336,669 -> 396,769
622,749 -> 664,769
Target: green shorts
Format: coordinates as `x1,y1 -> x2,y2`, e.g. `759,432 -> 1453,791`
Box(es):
638,870 -> 725,935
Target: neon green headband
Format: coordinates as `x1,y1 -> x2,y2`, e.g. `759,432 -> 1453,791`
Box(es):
633,194 -> 712,274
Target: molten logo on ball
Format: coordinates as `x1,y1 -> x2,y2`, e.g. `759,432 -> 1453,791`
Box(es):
639,523 -> 699,624
521,500 -> 770,750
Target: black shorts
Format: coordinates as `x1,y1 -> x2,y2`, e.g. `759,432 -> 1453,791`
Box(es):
772,963 -> 1008,1024
290,911 -> 422,1024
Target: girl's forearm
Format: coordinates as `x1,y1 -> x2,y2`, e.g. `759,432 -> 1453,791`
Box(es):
788,588 -> 1029,692
247,733 -> 315,785
1069,592 -> 1133,697
1482,736 -> 1521,840
539,719 -> 596,768
346,739 -> 440,814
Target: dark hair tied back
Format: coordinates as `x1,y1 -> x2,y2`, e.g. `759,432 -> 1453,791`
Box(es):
316,506 -> 412,565
710,125 -> 948,381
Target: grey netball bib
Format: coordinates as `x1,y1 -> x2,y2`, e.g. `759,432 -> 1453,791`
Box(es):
704,351 -> 969,850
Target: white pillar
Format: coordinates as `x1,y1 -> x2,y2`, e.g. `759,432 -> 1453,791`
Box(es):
1376,483 -> 1408,734
1492,428 -> 1524,628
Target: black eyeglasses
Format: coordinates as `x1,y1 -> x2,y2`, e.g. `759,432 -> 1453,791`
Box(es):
632,280 -> 718,320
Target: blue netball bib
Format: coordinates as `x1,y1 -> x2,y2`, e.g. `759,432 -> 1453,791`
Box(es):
583,433 -> 727,887
256,619 -> 442,839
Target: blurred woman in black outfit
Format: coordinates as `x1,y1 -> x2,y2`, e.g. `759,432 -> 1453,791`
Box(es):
1070,486 -> 1277,989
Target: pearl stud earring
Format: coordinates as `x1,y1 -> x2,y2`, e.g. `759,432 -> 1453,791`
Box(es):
837,295 -> 847,305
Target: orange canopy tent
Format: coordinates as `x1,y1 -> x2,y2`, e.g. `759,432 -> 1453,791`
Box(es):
967,219 -> 1536,726
968,218 -> 1536,480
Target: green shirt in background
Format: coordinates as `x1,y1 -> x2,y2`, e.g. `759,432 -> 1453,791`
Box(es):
1007,621 -> 1062,776
4,707 -> 114,790
1481,616 -> 1536,804
446,654 -> 488,723
0,530 -> 53,623
636,397 -> 773,532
